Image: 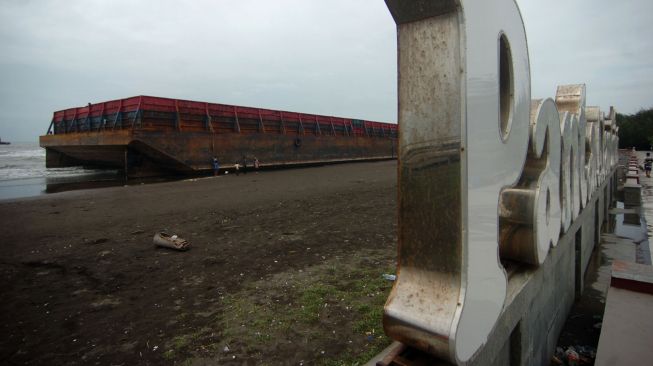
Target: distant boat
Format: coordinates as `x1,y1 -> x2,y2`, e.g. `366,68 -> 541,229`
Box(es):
0,138 -> 9,145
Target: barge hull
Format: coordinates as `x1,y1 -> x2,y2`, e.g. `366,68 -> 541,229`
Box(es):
40,96 -> 397,177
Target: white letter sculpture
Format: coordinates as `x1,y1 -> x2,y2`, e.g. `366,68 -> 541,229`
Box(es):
383,0 -> 618,364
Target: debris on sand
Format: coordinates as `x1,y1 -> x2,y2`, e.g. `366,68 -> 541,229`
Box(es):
153,233 -> 190,251
554,345 -> 596,365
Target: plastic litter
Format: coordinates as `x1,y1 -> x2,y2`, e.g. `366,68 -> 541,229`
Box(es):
565,347 -> 579,366
555,345 -> 596,365
382,274 -> 397,281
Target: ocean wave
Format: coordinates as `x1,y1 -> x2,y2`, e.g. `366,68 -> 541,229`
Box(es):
0,167 -> 116,181
0,143 -> 117,182
0,150 -> 46,158
46,167 -> 99,177
0,168 -> 46,180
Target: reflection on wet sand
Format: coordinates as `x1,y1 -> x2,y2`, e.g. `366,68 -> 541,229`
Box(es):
44,174 -> 183,195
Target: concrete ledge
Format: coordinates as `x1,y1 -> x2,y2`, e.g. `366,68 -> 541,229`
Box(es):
610,259 -> 653,295
595,260 -> 653,365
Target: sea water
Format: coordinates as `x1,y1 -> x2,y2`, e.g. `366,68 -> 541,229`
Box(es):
0,142 -> 120,200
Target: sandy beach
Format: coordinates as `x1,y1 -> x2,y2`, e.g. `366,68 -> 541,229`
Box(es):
0,161 -> 398,365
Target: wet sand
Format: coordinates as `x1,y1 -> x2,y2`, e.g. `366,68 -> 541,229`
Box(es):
0,161 -> 398,365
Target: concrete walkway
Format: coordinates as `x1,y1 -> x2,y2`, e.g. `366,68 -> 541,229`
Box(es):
636,150 -> 653,263
594,150 -> 653,365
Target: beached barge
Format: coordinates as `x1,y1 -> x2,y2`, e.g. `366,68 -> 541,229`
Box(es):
39,96 -> 397,177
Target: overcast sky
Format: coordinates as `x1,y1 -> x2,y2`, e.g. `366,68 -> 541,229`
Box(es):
0,0 -> 651,142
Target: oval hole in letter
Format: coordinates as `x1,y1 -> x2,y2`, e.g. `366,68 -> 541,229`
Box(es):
499,33 -> 514,141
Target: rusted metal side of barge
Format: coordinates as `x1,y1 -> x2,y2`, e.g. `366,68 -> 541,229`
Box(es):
39,96 -> 398,177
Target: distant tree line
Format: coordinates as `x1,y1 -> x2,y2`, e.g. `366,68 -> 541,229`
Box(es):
617,107 -> 653,150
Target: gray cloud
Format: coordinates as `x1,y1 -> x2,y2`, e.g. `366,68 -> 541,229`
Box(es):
520,0 -> 653,112
0,0 -> 650,141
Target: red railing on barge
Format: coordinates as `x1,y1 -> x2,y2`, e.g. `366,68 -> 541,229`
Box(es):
47,96 -> 398,139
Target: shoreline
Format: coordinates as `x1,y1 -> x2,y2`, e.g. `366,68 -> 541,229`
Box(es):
0,172 -> 183,202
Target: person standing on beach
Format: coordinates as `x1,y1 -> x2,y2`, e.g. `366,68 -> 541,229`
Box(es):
212,157 -> 220,176
254,157 -> 260,173
241,156 -> 248,175
645,152 -> 653,178
234,162 -> 240,176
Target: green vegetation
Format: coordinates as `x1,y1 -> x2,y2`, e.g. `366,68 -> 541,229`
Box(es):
172,334 -> 192,349
162,250 -> 396,365
219,254 -> 395,365
163,326 -> 217,363
162,349 -> 175,360
617,108 -> 653,150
